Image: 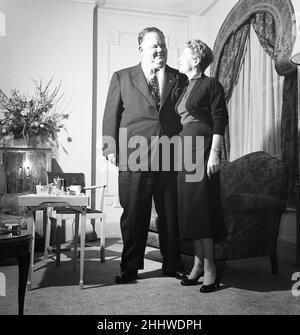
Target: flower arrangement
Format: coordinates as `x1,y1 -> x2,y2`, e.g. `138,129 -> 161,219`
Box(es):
0,78 -> 71,148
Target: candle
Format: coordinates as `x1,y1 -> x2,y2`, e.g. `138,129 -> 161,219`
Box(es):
18,166 -> 23,178
23,155 -> 31,178
26,166 -> 31,178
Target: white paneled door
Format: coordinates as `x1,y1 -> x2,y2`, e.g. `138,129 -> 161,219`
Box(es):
96,9 -> 188,234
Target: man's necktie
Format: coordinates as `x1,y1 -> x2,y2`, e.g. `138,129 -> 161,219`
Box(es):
148,70 -> 160,109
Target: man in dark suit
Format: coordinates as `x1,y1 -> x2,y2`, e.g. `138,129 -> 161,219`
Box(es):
102,27 -> 187,283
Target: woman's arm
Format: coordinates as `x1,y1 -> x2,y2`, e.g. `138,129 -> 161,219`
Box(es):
207,78 -> 228,179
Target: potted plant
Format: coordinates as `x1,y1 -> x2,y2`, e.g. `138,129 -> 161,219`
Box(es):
0,77 -> 71,151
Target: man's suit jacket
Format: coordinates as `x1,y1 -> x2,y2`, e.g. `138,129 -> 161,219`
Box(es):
102,63 -> 187,170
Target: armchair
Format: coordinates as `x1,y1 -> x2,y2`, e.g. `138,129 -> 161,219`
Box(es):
215,151 -> 287,273
147,151 -> 287,274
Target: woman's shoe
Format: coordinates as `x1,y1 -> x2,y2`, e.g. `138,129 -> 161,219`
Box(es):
181,271 -> 204,286
199,267 -> 221,293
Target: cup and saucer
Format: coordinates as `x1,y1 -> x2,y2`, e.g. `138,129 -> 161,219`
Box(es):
66,185 -> 82,196
35,184 -> 50,196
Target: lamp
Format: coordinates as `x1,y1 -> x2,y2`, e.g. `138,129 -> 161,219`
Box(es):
290,35 -> 300,65
0,12 -> 6,37
291,12 -> 300,65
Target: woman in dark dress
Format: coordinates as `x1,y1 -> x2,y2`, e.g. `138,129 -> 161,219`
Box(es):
176,40 -> 228,293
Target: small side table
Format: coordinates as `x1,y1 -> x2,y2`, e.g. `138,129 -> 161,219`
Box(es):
0,230 -> 32,315
19,194 -> 89,289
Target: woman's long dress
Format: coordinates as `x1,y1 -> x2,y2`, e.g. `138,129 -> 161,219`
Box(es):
176,73 -> 228,240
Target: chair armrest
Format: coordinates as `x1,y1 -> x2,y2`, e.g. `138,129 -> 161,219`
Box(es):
84,184 -> 107,212
225,193 -> 287,212
84,184 -> 107,191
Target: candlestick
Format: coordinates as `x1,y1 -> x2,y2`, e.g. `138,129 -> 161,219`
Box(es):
25,166 -> 31,178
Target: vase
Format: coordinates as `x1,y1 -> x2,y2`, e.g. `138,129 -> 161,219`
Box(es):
0,135 -> 55,149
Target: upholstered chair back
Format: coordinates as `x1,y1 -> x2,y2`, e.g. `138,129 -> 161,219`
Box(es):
220,151 -> 288,203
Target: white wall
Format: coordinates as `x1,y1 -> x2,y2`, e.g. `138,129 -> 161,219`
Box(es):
205,0 -> 239,49
0,0 -> 94,185
187,15 -> 208,42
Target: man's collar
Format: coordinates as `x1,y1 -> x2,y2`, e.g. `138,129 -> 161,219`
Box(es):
141,63 -> 165,79
191,72 -> 204,80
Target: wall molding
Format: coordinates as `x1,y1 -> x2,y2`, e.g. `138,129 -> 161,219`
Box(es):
200,0 -> 223,16
0,12 -> 5,37
18,0 -> 222,17
98,7 -> 189,21
29,0 -> 97,7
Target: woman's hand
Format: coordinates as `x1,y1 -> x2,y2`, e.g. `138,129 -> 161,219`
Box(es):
207,149 -> 220,179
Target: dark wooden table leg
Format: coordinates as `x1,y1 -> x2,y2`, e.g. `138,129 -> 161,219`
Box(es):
17,252 -> 30,315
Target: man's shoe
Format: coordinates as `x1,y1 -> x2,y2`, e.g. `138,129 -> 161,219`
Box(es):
181,272 -> 204,286
115,270 -> 138,284
176,270 -> 188,280
163,269 -> 188,280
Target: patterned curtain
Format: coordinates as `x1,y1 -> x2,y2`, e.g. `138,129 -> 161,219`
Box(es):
216,22 -> 250,102
228,26 -> 284,161
280,73 -> 298,203
216,10 -> 297,203
251,12 -> 276,59
251,12 -> 298,203
215,22 -> 250,158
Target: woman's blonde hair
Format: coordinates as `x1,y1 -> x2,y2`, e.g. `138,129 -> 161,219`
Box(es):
186,39 -> 214,72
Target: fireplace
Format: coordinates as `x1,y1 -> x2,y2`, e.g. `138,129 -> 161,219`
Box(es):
0,146 -> 52,194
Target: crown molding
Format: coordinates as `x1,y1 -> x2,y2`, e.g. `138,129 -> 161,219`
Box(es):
100,0 -> 223,17
98,6 -> 189,20
198,0 -> 222,16
22,0 -> 227,20
28,0 -> 98,7
25,0 -> 222,17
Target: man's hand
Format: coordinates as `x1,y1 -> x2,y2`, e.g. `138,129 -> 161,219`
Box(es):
107,153 -> 117,165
